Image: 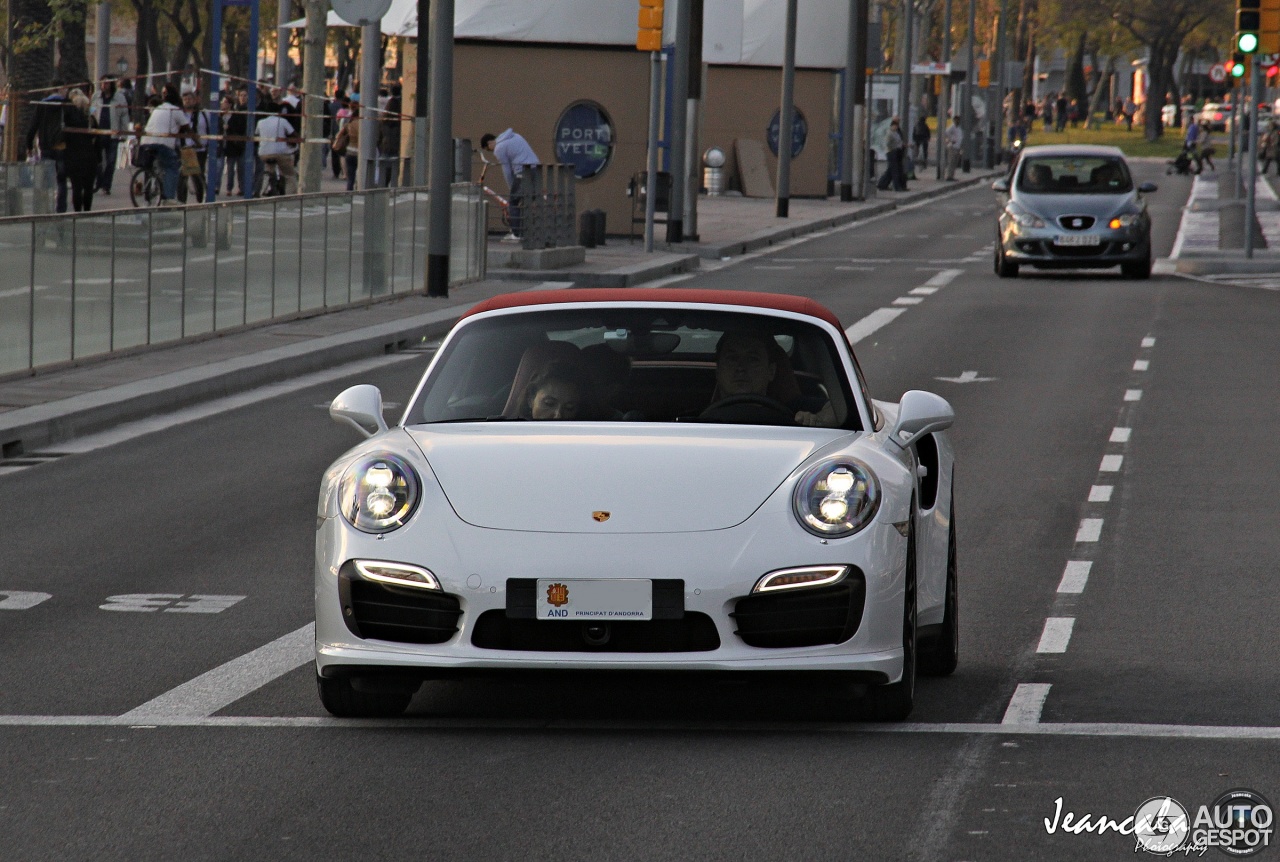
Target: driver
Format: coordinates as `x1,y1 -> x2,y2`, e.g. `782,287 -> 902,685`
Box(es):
708,331 -> 834,427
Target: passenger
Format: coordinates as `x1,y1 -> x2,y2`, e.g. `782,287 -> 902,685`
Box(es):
518,362 -> 597,421
1025,163 -> 1053,191
706,331 -> 834,427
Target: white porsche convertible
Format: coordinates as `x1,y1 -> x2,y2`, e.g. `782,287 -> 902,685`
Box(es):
315,289 -> 958,719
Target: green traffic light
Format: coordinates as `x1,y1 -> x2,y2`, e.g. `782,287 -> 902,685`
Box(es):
1233,62 -> 1246,77
1238,31 -> 1260,53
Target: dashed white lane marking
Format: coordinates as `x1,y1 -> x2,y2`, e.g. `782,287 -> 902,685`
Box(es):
910,286 -> 939,295
925,268 -> 964,287
0,591 -> 54,610
1057,561 -> 1092,594
753,265 -> 795,270
1002,684 -> 1052,725
893,296 -> 924,305
1075,519 -> 1103,542
845,308 -> 907,344
1142,336 -> 1156,347
1110,427 -> 1132,443
1089,485 -> 1113,502
118,623 -> 314,720
834,265 -> 875,271
1036,618 -> 1076,654
1099,455 -> 1124,472
1133,359 -> 1150,371
1124,389 -> 1143,401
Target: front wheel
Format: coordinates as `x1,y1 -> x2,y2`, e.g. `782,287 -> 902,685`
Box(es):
1121,254 -> 1152,280
868,518 -> 918,721
994,239 -> 1019,278
317,674 -> 414,718
130,168 -> 160,208
920,507 -> 959,677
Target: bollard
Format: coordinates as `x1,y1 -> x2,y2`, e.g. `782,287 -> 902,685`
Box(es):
579,210 -> 597,248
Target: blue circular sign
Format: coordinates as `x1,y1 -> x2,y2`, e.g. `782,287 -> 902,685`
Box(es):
554,101 -> 614,179
767,107 -> 808,158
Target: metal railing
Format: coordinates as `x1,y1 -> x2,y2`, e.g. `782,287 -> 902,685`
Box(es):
0,183 -> 486,377
520,164 -> 577,250
0,161 -> 57,217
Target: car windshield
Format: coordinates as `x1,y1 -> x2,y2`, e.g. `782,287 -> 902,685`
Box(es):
1016,156 -> 1133,194
407,308 -> 860,429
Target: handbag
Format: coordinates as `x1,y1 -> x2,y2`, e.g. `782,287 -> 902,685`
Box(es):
332,125 -> 349,156
179,146 -> 201,177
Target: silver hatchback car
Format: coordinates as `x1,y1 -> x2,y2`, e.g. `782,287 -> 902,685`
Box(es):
992,145 -> 1157,280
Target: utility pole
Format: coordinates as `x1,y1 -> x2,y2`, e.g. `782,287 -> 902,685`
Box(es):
995,0 -> 1008,164
841,0 -> 863,201
936,0 -> 952,179
898,0 -> 913,141
359,22 -> 380,190
682,0 -> 703,241
1245,54 -> 1262,258
644,50 -> 662,252
95,3 -> 111,81
425,0 -> 454,296
277,0 -> 293,83
964,0 -> 976,169
776,0 -> 798,217
412,0 -> 428,186
298,0 -> 327,193
666,0 -> 691,242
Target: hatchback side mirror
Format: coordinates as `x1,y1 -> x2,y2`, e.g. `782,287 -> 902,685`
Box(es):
888,390 -> 955,450
1138,182 -> 1158,193
991,178 -> 1010,192
330,384 -> 388,438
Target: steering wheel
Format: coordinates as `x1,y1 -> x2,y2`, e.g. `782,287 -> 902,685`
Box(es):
699,394 -> 797,426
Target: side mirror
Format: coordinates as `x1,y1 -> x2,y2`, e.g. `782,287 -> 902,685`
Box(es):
991,178 -> 1010,193
330,384 -> 388,438
1138,182 -> 1158,193
889,390 -> 955,450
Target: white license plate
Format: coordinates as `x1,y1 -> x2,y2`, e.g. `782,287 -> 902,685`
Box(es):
1054,234 -> 1102,247
536,579 -> 653,620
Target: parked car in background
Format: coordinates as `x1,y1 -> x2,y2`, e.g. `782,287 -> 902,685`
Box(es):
1198,103 -> 1230,131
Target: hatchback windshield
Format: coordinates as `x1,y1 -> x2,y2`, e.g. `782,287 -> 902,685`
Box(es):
1016,156 -> 1133,194
408,309 -> 860,429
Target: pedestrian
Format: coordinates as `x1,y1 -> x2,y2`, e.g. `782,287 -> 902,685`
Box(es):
481,127 -> 541,241
1123,97 -> 1137,132
1197,128 -> 1217,174
377,83 -> 402,187
89,76 -> 130,195
1260,123 -> 1279,175
1183,116 -> 1201,161
877,117 -> 908,191
334,101 -> 361,191
325,88 -> 345,179
22,79 -> 71,213
224,88 -> 248,196
256,104 -> 297,196
912,114 -> 931,167
178,88 -> 212,203
63,89 -> 99,212
139,83 -> 194,204
331,95 -> 351,180
1055,93 -> 1068,132
1042,93 -> 1054,132
944,115 -> 963,181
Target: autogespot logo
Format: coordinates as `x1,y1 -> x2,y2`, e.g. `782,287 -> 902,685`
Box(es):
1197,789 -> 1274,857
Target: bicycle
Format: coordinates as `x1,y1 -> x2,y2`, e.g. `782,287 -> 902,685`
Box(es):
129,153 -> 205,207
477,149 -> 510,228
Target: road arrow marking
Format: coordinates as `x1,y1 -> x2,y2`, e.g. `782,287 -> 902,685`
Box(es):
935,370 -> 996,383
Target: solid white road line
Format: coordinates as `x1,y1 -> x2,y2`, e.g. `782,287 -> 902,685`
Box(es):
1088,485 -> 1113,503
893,297 -> 924,305
1057,561 -> 1092,594
1110,427 -> 1132,443
1075,519 -> 1103,543
118,624 -> 314,720
909,286 -> 939,295
1124,389 -> 1143,401
1142,336 -> 1156,347
925,268 -> 964,287
1002,684 -> 1052,724
1036,618 -> 1076,654
1133,360 -> 1150,371
1099,455 -> 1124,472
845,308 -> 907,344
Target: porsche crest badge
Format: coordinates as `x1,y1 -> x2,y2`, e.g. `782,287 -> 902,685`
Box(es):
592,511 -> 611,522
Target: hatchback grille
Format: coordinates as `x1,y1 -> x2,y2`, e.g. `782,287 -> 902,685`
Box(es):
1057,215 -> 1096,231
731,573 -> 866,648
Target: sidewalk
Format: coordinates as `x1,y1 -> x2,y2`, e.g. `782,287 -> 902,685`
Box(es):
0,165 -> 998,458
1170,166 -> 1280,274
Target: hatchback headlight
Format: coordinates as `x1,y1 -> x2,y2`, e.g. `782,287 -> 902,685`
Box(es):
1006,206 -> 1045,229
792,460 -> 879,537
339,454 -> 420,533
1108,214 -> 1141,229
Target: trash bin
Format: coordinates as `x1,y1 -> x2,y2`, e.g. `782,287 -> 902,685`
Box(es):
579,209 -> 607,248
703,147 -> 726,196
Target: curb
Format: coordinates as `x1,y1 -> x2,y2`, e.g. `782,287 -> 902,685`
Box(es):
486,251 -> 702,287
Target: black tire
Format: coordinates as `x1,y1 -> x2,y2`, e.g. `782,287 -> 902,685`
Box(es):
868,518 -> 918,721
130,168 -> 162,208
920,506 -> 959,677
1121,255 -> 1152,280
317,674 -> 413,718
994,241 -> 1019,278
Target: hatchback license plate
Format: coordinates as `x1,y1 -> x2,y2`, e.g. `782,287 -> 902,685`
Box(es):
536,579 -> 653,620
1054,234 -> 1101,247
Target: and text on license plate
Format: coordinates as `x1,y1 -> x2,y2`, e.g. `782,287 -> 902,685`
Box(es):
535,579 -> 653,621
1054,234 -> 1101,246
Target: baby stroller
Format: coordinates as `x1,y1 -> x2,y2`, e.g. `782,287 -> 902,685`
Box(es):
1167,146 -> 1195,176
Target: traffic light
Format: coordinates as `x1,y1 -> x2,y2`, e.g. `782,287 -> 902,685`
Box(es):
1237,0 -> 1261,53
1261,0 -> 1280,55
636,0 -> 664,51
1231,53 -> 1247,78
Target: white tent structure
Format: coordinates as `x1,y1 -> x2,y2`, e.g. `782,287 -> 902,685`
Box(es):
290,0 -> 851,69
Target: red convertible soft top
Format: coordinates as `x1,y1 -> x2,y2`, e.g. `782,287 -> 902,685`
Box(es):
463,288 -> 845,331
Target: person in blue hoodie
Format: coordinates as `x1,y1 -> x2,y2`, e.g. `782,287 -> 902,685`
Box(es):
480,128 -> 540,241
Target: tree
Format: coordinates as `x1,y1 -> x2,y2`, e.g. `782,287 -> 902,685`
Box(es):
9,0 -> 55,156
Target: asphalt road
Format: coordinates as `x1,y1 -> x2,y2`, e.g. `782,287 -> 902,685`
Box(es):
4,160 -> 1280,861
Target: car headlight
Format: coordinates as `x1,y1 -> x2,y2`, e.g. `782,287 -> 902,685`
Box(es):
792,460 -> 879,538
1108,214 -> 1142,229
338,454 -> 420,533
1006,206 -> 1045,229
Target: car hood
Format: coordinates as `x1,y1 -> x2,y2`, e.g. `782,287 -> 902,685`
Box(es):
1014,191 -> 1139,221
406,424 -> 852,533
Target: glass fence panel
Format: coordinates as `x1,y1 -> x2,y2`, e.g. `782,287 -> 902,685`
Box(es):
323,195 -> 354,307
72,215 -> 116,360
148,208 -> 186,344
411,190 -> 429,289
182,208 -> 217,337
449,187 -> 471,286
213,202 -> 249,331
244,202 -> 276,324
299,196 -> 327,312
0,221 -> 33,374
273,197 -> 303,317
30,219 -> 74,367
390,192 -> 415,294
348,193 -> 368,302
111,212 -> 151,351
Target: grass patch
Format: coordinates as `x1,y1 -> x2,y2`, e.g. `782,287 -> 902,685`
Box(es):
1023,125 -> 1185,158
